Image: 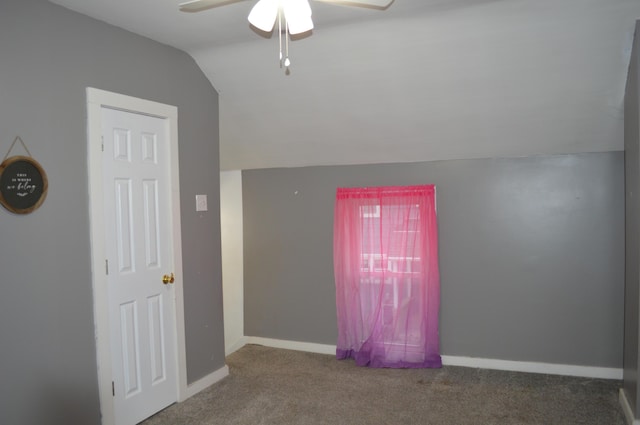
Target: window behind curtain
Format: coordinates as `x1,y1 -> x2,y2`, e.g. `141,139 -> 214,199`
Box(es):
334,185 -> 441,368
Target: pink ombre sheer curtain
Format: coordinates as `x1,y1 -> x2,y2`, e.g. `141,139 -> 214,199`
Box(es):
333,185 -> 441,368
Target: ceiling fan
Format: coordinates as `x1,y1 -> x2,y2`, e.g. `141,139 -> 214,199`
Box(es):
178,0 -> 394,71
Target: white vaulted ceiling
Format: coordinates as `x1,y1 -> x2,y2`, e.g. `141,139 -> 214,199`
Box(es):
49,0 -> 640,170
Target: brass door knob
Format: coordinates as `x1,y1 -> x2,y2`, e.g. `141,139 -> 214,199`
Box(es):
162,273 -> 175,284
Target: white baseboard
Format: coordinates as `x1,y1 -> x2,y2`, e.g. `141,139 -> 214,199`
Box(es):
440,355 -> 623,380
241,336 -> 622,380
619,388 -> 640,425
245,336 -> 336,355
179,364 -> 229,401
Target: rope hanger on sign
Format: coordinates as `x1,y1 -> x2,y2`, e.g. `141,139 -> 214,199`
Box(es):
3,136 -> 33,162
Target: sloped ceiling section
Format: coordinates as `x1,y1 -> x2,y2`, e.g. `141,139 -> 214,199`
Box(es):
49,0 -> 640,170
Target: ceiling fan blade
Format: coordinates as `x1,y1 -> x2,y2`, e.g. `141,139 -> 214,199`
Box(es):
312,0 -> 394,10
179,0 -> 247,13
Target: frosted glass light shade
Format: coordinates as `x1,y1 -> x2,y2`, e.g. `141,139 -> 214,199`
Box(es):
248,0 -> 279,32
283,0 -> 313,34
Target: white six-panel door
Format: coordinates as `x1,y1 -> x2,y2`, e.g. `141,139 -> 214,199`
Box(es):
101,107 -> 178,425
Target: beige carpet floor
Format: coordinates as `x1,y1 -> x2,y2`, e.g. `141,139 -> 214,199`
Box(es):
142,344 -> 625,425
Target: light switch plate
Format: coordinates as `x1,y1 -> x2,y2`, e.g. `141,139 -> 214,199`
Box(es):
196,194 -> 208,212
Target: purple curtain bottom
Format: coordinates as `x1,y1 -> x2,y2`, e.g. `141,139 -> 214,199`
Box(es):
337,348 -> 442,369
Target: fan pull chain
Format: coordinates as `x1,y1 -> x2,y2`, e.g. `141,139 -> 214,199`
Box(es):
284,17 -> 291,70
275,2 -> 292,74
278,8 -> 283,68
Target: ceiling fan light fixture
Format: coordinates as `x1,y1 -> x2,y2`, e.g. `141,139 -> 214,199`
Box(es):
180,0 -> 393,73
248,0 -> 313,34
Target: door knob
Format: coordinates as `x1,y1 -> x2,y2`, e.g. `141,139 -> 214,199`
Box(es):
162,273 -> 175,285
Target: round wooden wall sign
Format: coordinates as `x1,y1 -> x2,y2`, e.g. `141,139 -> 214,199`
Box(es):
0,155 -> 48,214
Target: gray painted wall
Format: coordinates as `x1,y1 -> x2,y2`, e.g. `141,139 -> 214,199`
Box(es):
243,153 -> 624,368
624,20 -> 640,418
0,1 -> 224,424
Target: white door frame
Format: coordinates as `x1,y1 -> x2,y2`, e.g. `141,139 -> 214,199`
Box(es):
87,88 -> 188,425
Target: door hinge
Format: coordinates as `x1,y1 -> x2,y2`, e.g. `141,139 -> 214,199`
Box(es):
101,136 -> 104,152
112,381 -> 115,396
105,259 -> 109,275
